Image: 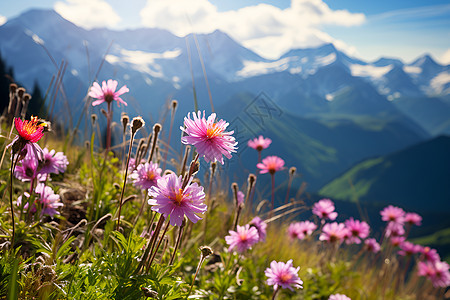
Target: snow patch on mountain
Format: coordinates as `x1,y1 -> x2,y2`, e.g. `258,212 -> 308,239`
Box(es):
403,66 -> 422,75
350,64 -> 393,79
430,72 -> 450,94
236,58 -> 290,78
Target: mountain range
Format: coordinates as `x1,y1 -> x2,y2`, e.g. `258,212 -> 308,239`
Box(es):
0,9 -> 449,194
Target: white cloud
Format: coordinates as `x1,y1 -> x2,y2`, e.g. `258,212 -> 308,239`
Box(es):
54,0 -> 121,29
0,15 -> 7,26
140,0 -> 365,59
440,49 -> 450,65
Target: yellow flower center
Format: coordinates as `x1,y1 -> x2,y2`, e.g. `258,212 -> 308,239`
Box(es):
173,188 -> 185,205
23,116 -> 46,135
280,273 -> 292,283
206,123 -> 222,139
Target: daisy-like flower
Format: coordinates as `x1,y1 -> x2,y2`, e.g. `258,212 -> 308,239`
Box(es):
312,199 -> 338,221
390,236 -> 406,247
287,221 -> 317,240
380,205 -> 405,224
148,173 -> 207,226
319,222 -> 349,243
39,148 -> 69,175
364,238 -> 381,253
89,79 -> 128,107
130,162 -> 162,190
344,218 -> 370,244
35,183 -> 63,217
420,246 -> 441,263
265,259 -> 303,291
257,156 -> 285,174
398,241 -> 422,256
225,224 -> 259,253
9,116 -> 47,160
249,216 -> 267,242
248,135 -> 272,151
329,294 -> 351,300
418,260 -> 450,288
181,111 -> 237,164
14,144 -> 47,182
404,212 -> 422,226
385,221 -> 405,238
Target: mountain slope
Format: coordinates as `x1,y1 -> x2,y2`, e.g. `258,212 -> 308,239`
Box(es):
319,135 -> 450,212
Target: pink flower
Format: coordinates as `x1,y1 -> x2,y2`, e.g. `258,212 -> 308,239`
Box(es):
404,212 -> 422,226
181,111 -> 237,164
225,224 -> 259,253
398,241 -> 422,256
39,148 -> 69,175
345,218 -> 370,244
385,221 -> 405,238
9,117 -> 47,162
249,216 -> 267,242
312,199 -> 338,221
89,79 -> 128,107
130,162 -> 162,190
257,156 -> 285,174
319,222 -> 349,243
329,294 -> 351,300
364,238 -> 381,253
148,173 -> 207,226
35,183 -> 63,217
418,261 -> 450,288
287,221 -> 317,240
248,135 -> 272,151
420,247 -> 441,263
237,191 -> 245,206
380,205 -> 405,224
14,144 -> 47,182
265,259 -> 303,291
390,236 -> 406,247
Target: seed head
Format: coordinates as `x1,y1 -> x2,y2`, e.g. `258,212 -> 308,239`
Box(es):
131,116 -> 145,134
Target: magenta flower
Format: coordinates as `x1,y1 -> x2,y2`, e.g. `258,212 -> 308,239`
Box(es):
420,246 -> 441,263
418,260 -> 450,288
380,205 -> 405,224
344,218 -> 370,244
312,199 -> 338,221
319,222 -> 349,243
249,216 -> 267,242
364,238 -> 381,253
130,162 -> 162,190
148,173 -> 207,226
288,221 -> 317,240
329,294 -> 351,300
257,156 -> 285,175
236,191 -> 245,206
14,145 -> 47,182
404,212 -> 422,226
385,221 -> 405,238
398,241 -> 422,256
16,192 -> 34,212
35,183 -> 63,217
265,259 -> 303,291
39,148 -> 69,175
225,224 -> 259,253
181,111 -> 237,164
248,135 -> 272,151
89,79 -> 128,107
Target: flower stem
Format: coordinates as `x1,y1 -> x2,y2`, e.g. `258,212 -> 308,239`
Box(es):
106,102 -> 112,153
271,287 -> 279,300
9,153 -> 20,250
270,173 -> 275,217
148,220 -> 171,268
169,221 -> 186,265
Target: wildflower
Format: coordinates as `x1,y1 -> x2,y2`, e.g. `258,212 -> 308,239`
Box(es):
181,111 -> 237,164
418,260 -> 450,288
380,205 -> 405,224
344,218 -> 370,244
390,236 -> 406,247
385,221 -> 405,238
89,79 -> 128,107
225,224 -> 259,253
236,190 -> 245,207
420,246 -> 441,263
16,192 -> 34,212
329,294 -> 351,300
39,148 -> 69,175
248,135 -> 272,151
257,156 -> 285,174
130,162 -> 162,190
287,221 -> 317,240
364,238 -> 381,253
35,183 -> 63,217
404,212 -> 422,226
9,116 -> 47,160
249,216 -> 267,242
319,222 -> 349,243
265,259 -> 303,291
398,241 -> 422,256
148,173 -> 207,226
312,199 -> 338,221
14,144 -> 47,182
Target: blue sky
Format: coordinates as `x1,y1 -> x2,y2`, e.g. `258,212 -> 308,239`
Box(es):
1,0 -> 449,63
